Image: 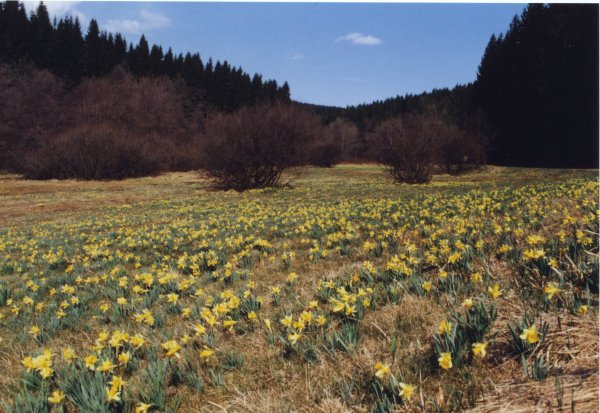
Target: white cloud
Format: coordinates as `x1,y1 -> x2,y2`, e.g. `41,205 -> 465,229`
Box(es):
139,10 -> 171,29
23,1 -> 79,16
23,1 -> 87,26
335,32 -> 383,46
288,53 -> 305,60
105,10 -> 171,35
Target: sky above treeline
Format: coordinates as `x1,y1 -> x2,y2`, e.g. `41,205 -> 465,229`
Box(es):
24,1 -> 527,107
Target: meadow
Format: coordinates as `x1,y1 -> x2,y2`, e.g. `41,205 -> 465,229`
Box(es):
0,165 -> 598,412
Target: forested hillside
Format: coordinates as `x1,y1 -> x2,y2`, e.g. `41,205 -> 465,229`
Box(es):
0,1 -> 290,113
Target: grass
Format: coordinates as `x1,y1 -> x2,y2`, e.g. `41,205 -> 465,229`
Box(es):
0,164 -> 597,412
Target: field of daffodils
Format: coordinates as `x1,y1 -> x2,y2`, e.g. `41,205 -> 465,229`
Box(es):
0,166 -> 597,412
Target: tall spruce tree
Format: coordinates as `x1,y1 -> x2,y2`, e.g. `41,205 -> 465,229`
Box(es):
474,3 -> 599,167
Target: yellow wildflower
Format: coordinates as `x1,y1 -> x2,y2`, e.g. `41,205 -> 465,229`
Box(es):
520,325 -> 540,344
422,281 -> 432,292
472,342 -> 487,358
488,284 -> 502,299
199,346 -> 215,359
48,390 -> 65,404
288,332 -> 301,345
543,282 -> 560,299
398,382 -> 415,401
136,403 -> 153,413
438,320 -> 453,335
374,362 -> 390,379
161,340 -> 181,358
438,352 -> 452,370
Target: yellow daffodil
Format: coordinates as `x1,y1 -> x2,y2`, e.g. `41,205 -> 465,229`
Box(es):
280,315 -> 292,327
288,332 -> 301,345
438,320 -> 453,335
109,375 -> 126,390
85,354 -> 98,369
106,385 -> 120,403
520,325 -> 540,344
199,346 -> 215,359
161,340 -> 181,358
488,284 -> 502,299
118,351 -> 131,365
472,342 -> 487,358
543,282 -> 560,299
470,272 -> 482,283
48,390 -> 65,404
398,382 -> 415,401
136,402 -> 153,413
374,362 -> 390,379
523,248 -> 545,260
97,359 -> 117,372
438,352 -> 453,370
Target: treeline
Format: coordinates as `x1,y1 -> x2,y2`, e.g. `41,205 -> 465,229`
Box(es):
304,85 -> 485,163
0,1 -> 290,113
0,63 -> 355,182
473,3 -> 598,168
311,3 -> 599,168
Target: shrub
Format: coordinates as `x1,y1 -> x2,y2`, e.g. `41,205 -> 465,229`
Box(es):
325,117 -> 361,161
373,115 -> 442,184
201,103 -> 321,190
439,126 -> 486,175
373,113 -> 485,183
24,124 -> 162,180
0,65 -> 65,171
309,142 -> 342,168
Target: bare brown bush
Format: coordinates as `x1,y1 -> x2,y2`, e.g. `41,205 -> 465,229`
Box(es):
0,65 -> 66,171
373,115 -> 443,184
24,124 -> 162,180
201,103 -> 321,190
439,119 -> 487,175
325,117 -> 361,161
373,113 -> 487,183
309,142 -> 342,168
67,67 -> 188,140
18,66 -> 196,179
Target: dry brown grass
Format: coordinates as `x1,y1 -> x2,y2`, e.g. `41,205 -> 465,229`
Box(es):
0,165 -> 597,412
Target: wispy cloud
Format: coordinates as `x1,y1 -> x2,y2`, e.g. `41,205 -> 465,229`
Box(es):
23,1 -> 87,25
288,53 -> 305,61
335,32 -> 383,46
105,10 -> 171,35
24,1 -> 78,16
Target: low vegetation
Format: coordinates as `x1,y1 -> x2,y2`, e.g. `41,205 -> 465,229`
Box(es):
0,166 -> 597,412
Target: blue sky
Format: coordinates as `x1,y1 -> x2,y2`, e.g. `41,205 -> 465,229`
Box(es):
25,2 -> 527,107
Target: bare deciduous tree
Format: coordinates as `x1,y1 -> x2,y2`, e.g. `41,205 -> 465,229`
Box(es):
373,112 -> 486,183
373,115 -> 443,184
201,103 -> 321,190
